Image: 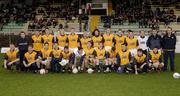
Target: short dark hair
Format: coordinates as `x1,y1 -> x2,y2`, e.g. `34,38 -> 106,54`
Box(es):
64,46 -> 69,49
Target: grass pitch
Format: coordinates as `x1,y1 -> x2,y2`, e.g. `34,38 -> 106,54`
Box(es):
0,54 -> 180,96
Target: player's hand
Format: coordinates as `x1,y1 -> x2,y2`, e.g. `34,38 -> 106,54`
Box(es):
7,62 -> 12,65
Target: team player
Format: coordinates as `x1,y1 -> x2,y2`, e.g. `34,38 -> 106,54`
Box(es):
56,28 -> 67,50
80,32 -> 91,49
60,46 -> 74,73
83,41 -> 95,70
117,44 -> 132,73
133,49 -> 148,74
107,47 -> 117,69
67,28 -> 79,53
103,28 -> 114,51
148,47 -> 164,72
39,43 -> 52,72
125,30 -> 139,56
31,31 -> 43,53
4,44 -> 20,70
42,28 -> 54,49
23,45 -> 39,72
92,29 -> 103,49
51,43 -> 62,73
114,30 -> 126,52
137,30 -> 148,54
94,42 -> 109,72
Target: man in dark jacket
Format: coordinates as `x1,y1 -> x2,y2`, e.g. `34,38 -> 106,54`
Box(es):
16,31 -> 30,71
147,29 -> 162,50
162,27 -> 176,72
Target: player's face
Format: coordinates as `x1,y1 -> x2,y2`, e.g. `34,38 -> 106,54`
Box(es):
45,29 -> 49,35
95,30 -> 99,36
167,28 -> 172,34
60,29 -> 65,35
99,43 -> 103,49
153,48 -> 158,53
140,31 -> 145,36
121,45 -> 127,51
53,43 -> 58,49
137,51 -> 143,56
106,28 -> 110,34
28,46 -> 33,53
87,42 -> 92,48
64,48 -> 69,53
117,31 -> 123,36
70,28 -> 75,34
10,44 -> 15,50
44,44 -> 49,50
35,31 -> 39,36
129,32 -> 134,38
83,33 -> 87,38
152,30 -> 157,35
20,33 -> 25,38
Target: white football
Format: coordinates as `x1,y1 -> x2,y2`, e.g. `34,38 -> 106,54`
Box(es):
72,68 -> 78,74
87,68 -> 94,74
40,69 -> 46,75
173,72 -> 180,79
59,60 -> 68,66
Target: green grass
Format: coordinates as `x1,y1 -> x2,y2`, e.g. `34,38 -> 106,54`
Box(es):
0,54 -> 180,96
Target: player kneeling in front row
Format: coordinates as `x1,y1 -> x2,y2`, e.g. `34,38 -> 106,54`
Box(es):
83,41 -> 96,72
74,47 -> 85,72
107,47 -> 117,71
117,44 -> 133,74
133,48 -> 148,74
4,44 -> 20,71
94,42 -> 109,73
60,46 -> 74,73
148,47 -> 164,72
51,43 -> 62,73
38,43 -> 52,73
23,45 -> 40,73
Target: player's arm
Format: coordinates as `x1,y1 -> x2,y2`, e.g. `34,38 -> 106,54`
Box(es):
3,54 -> 8,69
133,58 -> 138,74
7,52 -> 20,66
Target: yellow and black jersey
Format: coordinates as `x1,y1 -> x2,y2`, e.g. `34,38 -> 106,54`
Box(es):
125,37 -> 138,49
95,48 -> 107,60
52,49 -> 62,58
114,35 -> 126,52
134,54 -> 147,64
108,50 -> 117,58
32,35 -> 43,51
39,49 -> 52,59
117,50 -> 131,65
42,34 -> 54,49
68,34 -> 79,48
92,36 -> 102,48
57,35 -> 67,47
149,51 -> 162,63
4,50 -> 19,62
61,51 -> 72,60
80,38 -> 91,49
24,51 -> 38,64
83,48 -> 94,57
103,34 -> 114,46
